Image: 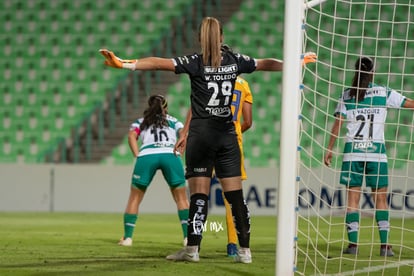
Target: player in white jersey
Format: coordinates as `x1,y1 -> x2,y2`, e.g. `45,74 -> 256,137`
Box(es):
118,95 -> 189,247
324,56 -> 414,257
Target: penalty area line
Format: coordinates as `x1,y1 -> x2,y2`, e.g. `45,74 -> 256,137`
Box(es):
319,260 -> 414,276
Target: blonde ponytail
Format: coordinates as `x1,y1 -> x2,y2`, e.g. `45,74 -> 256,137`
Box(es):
199,17 -> 222,68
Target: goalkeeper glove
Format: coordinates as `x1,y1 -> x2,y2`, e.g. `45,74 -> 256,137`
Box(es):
99,49 -> 137,70
302,52 -> 317,65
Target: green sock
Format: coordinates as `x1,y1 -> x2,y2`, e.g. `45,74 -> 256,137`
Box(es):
376,210 -> 390,244
123,213 -> 138,239
345,212 -> 359,245
178,209 -> 189,238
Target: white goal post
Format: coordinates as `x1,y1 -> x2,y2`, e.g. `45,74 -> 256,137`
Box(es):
276,1 -> 327,275
275,0 -> 302,273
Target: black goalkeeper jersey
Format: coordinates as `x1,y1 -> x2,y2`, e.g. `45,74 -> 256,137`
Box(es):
173,50 -> 256,123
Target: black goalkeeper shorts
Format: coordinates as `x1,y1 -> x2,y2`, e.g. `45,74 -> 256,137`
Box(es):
185,119 -> 241,179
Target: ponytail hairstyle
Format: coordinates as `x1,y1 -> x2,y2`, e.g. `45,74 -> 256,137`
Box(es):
199,17 -> 223,68
140,95 -> 168,130
350,56 -> 374,102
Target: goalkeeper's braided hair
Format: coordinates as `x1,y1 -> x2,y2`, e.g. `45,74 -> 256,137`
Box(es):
350,56 -> 374,102
140,95 -> 168,131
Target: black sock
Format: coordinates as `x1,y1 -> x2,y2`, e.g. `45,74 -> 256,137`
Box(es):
224,189 -> 251,248
187,193 -> 209,247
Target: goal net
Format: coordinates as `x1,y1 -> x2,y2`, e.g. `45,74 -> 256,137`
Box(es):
297,1 -> 414,274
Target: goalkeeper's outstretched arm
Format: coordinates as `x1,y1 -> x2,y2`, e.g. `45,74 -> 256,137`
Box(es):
100,49 -> 316,72
99,49 -> 175,71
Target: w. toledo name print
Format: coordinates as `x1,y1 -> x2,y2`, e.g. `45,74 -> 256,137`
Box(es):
204,64 -> 238,81
202,64 -> 238,118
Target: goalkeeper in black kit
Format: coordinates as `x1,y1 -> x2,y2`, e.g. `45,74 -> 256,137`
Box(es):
100,16 -> 316,263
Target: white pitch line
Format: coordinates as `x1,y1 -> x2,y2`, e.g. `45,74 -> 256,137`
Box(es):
318,260 -> 414,276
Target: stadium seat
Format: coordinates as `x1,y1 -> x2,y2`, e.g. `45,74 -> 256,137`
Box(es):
105,137 -> 135,165
4,0 -> 410,168
0,136 -> 20,163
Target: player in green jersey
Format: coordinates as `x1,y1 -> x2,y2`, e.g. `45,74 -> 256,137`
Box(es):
325,56 -> 414,257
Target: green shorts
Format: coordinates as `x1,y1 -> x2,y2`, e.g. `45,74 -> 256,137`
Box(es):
340,161 -> 388,188
131,153 -> 186,190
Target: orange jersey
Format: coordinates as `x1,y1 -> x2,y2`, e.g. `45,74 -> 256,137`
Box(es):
232,77 -> 253,145
231,77 -> 253,180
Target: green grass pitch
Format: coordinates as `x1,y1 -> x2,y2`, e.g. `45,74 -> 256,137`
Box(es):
0,213 -> 276,275
1,213 -> 414,275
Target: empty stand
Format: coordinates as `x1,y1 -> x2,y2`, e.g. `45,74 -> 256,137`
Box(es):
1,0 -> 193,163
3,0 -> 411,168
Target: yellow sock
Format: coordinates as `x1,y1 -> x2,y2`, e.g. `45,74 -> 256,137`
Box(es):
223,195 -> 237,244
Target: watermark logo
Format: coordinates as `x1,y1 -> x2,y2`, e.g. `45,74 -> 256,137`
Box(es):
192,217 -> 224,233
